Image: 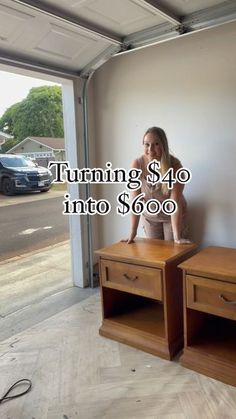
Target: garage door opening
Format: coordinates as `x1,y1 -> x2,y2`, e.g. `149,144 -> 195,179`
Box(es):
0,67 -> 91,341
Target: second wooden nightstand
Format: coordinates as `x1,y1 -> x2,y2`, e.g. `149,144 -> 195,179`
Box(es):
179,246 -> 236,386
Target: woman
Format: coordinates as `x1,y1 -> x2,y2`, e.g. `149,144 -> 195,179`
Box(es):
124,126 -> 190,244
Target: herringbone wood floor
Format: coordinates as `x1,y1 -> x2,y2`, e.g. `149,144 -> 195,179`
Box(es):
0,293 -> 235,419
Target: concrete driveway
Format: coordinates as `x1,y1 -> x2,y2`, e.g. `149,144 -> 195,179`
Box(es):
0,188 -> 74,340
0,189 -> 65,207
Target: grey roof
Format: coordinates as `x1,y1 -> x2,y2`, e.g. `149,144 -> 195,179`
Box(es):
26,137 -> 65,150
6,137 -> 65,153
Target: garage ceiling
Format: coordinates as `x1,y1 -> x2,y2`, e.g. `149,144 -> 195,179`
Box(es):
0,0 -> 236,78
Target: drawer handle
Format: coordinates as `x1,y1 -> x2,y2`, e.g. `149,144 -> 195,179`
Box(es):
219,294 -> 236,305
123,273 -> 138,281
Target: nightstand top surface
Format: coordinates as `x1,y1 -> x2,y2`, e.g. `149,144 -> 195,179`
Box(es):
179,246 -> 236,282
96,238 -> 196,267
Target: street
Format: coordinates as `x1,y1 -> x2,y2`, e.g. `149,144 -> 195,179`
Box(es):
0,193 -> 70,261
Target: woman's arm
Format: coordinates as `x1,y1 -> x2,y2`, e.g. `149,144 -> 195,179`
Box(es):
126,189 -> 141,243
170,164 -> 190,244
121,159 -> 141,244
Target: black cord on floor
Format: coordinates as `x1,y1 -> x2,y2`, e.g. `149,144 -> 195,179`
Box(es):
0,379 -> 32,405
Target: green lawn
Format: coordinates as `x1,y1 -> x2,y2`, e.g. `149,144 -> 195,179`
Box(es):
51,182 -> 67,191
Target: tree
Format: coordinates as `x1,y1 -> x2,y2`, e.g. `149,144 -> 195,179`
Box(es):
0,85 -> 64,152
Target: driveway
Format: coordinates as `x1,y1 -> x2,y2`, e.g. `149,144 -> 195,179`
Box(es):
0,189 -> 65,207
0,189 -> 69,261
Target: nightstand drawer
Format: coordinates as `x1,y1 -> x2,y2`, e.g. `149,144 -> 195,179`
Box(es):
100,259 -> 162,301
186,274 -> 236,320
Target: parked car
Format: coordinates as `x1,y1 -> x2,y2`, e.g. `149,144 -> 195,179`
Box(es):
0,154 -> 53,195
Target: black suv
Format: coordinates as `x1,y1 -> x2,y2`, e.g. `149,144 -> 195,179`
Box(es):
0,154 -> 53,195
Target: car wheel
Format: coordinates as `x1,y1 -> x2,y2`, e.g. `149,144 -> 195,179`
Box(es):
2,178 -> 15,195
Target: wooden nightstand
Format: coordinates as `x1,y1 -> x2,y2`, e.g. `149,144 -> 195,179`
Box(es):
96,238 -> 196,360
179,246 -> 236,386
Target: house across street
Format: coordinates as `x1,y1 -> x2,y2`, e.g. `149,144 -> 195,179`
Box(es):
6,137 -> 65,173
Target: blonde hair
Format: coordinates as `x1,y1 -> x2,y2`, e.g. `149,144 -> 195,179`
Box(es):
143,126 -> 172,195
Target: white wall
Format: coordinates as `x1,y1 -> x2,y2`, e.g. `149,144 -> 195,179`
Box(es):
92,22 -> 236,249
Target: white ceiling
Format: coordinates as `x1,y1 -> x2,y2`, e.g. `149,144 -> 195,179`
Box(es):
0,0 -> 236,77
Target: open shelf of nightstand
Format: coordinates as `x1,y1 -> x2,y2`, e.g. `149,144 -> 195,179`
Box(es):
185,310 -> 236,362
102,288 -> 165,337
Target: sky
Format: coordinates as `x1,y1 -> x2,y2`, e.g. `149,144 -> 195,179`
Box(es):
0,70 -> 59,119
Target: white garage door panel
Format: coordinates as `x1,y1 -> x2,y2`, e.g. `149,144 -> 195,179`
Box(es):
36,25 -> 91,60
157,0 -> 226,16
0,0 -> 111,72
0,4 -> 34,43
0,0 -> 236,75
37,0 -> 167,35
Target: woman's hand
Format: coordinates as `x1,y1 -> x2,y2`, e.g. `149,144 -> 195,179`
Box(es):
121,231 -> 137,244
174,238 -> 192,244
